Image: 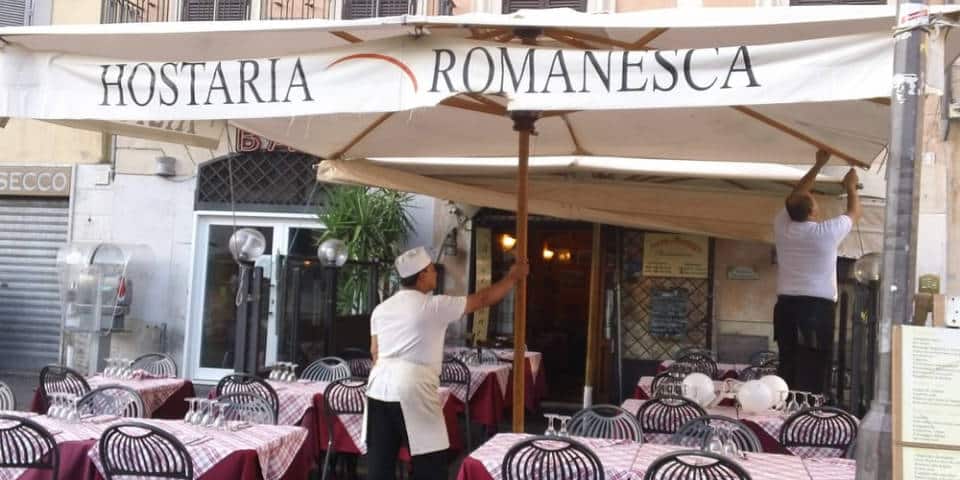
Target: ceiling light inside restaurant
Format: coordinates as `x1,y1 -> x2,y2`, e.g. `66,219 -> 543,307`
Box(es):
500,234 -> 517,251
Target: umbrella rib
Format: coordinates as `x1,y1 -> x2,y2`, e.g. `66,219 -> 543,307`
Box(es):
651,177 -> 692,184
631,28 -> 668,49
543,31 -> 598,50
331,112 -> 394,159
867,97 -> 891,106
560,114 -> 590,155
465,93 -> 508,113
440,96 -> 507,117
546,28 -> 641,50
474,28 -> 510,41
724,179 -> 751,190
331,31 -> 363,44
731,106 -> 870,168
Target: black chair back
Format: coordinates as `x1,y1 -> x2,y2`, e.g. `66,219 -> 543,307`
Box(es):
779,406 -> 859,457
568,404 -> 643,442
78,385 -> 146,418
0,414 -> 59,480
673,347 -> 715,361
338,349 -> 374,378
218,392 -> 278,425
642,450 -> 751,480
635,396 -> 706,436
132,353 -> 178,378
39,365 -> 90,408
671,415 -> 762,453
302,357 -> 352,382
215,373 -> 279,421
502,435 -> 604,480
675,352 -> 719,379
737,366 -> 778,382
650,373 -> 684,398
99,422 -> 193,479
0,380 -> 16,410
440,356 -> 473,450
321,377 -> 367,480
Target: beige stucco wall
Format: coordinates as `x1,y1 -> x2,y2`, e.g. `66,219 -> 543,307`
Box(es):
713,239 -> 778,349
52,0 -> 101,24
0,120 -> 104,165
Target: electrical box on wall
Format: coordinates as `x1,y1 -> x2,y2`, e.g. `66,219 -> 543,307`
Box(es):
947,296 -> 960,328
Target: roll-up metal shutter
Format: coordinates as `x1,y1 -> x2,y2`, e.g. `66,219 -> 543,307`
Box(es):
0,0 -> 27,27
0,198 -> 69,371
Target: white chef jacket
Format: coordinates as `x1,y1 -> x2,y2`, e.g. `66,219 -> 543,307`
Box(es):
363,290 -> 466,455
774,209 -> 852,301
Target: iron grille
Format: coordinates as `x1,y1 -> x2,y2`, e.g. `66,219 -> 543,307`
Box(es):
101,0 -> 172,22
195,151 -> 325,213
502,0 -> 585,14
619,231 -> 713,361
261,0 -> 326,19
181,0 -> 250,20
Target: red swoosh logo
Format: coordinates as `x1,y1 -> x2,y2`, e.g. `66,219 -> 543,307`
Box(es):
326,53 -> 419,92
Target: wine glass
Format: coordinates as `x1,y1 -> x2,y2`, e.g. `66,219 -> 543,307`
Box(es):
797,391 -> 811,410
786,392 -> 801,415
200,400 -> 216,427
559,416 -> 571,436
812,394 -> 826,408
47,394 -> 61,419
707,432 -> 724,454
183,398 -> 197,424
67,396 -> 81,423
722,430 -> 740,459
543,414 -> 557,436
212,402 -> 226,430
289,364 -> 299,382
124,359 -> 135,380
103,358 -> 113,378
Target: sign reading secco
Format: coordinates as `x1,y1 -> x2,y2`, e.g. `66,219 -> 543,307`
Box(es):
0,166 -> 71,197
0,33 -> 892,120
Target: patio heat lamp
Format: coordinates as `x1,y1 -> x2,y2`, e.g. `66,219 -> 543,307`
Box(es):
229,228 -> 268,374
317,239 -> 348,356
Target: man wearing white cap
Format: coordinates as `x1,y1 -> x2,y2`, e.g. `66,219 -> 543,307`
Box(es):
364,246 -> 528,480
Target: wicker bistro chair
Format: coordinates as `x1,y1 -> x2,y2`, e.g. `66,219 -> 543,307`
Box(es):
501,435 -> 605,480
339,349 -> 375,378
39,365 -> 90,410
98,422 -> 193,480
673,347 -> 716,361
568,404 -> 643,442
671,415 -> 763,453
649,372 -> 685,398
779,406 -> 859,458
302,356 -> 352,383
0,414 -> 59,480
78,385 -> 146,418
675,352 -> 719,380
748,350 -> 778,368
215,373 -> 279,422
635,396 -> 707,439
218,392 -> 277,425
642,450 -> 752,480
132,353 -> 178,378
321,377 -> 367,480
440,356 -> 473,450
460,348 -> 501,365
737,365 -> 778,382
0,380 -> 16,410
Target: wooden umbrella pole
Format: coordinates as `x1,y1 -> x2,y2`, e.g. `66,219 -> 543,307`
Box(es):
511,111 -> 537,433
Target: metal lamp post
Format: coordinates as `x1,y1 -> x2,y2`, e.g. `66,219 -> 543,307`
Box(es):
317,239 -> 348,356
229,227 -> 267,373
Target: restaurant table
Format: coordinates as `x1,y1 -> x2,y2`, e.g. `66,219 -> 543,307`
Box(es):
439,359 -> 511,429
30,375 -> 195,419
0,411 -> 312,480
622,399 -> 850,458
657,359 -> 748,379
456,433 -> 855,480
633,375 -> 736,407
491,349 -> 547,413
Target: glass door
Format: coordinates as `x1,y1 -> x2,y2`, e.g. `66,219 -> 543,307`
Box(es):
187,214 -> 321,382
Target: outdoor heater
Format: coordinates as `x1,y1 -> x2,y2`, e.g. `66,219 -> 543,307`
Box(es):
56,243 -> 153,376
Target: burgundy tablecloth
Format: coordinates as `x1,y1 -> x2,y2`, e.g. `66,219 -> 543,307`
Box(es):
30,381 -> 195,420
502,358 -> 548,413
16,435 -> 314,480
447,373 -> 504,429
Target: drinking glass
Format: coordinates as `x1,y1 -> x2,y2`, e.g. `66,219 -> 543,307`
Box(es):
48,394 -> 61,419
797,391 -> 811,410
722,431 -> 740,459
812,394 -> 826,408
200,400 -> 216,427
123,359 -> 135,380
212,402 -> 226,430
183,398 -> 196,424
544,414 -> 558,436
707,433 -> 724,454
67,396 -> 81,423
289,364 -> 299,382
786,392 -> 801,415
280,363 -> 292,382
103,358 -> 114,377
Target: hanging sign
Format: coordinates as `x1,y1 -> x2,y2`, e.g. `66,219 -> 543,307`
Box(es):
471,227 -> 493,343
642,233 -> 709,279
0,33 -> 892,121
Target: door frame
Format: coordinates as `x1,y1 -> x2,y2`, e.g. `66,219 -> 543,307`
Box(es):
183,211 -> 321,383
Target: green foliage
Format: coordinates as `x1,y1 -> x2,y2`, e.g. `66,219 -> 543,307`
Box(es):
316,185 -> 415,313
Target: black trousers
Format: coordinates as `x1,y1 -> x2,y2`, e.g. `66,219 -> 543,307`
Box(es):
366,397 -> 448,480
773,295 -> 837,395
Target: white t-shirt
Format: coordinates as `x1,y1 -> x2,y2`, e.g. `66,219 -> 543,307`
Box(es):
367,290 -> 466,401
774,209 -> 852,301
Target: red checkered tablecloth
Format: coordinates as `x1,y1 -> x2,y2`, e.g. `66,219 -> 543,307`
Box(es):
87,419 -> 307,480
267,379 -> 330,425
466,433 -> 642,480
0,411 -> 119,480
458,434 -> 855,480
635,376 -> 729,399
447,364 -> 511,404
87,375 -> 188,417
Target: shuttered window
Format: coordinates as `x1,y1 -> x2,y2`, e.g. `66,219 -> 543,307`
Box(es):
343,0 -> 414,19
181,0 -> 249,21
502,0 -> 586,14
0,0 -> 27,26
790,0 -> 884,5
0,198 -> 69,372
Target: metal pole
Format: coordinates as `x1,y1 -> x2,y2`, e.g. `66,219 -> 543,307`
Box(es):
856,2 -> 926,478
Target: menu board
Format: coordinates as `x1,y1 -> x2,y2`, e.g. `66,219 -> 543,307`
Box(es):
471,228 -> 492,342
649,288 -> 689,338
642,234 -> 709,279
894,325 -> 960,479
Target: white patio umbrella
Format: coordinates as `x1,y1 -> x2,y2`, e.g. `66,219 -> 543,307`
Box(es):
0,5 -> 956,429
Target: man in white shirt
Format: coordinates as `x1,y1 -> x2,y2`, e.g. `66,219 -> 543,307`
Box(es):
773,150 -> 860,395
365,246 -> 528,480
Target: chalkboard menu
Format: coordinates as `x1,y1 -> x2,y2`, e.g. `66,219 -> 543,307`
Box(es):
650,288 -> 689,337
